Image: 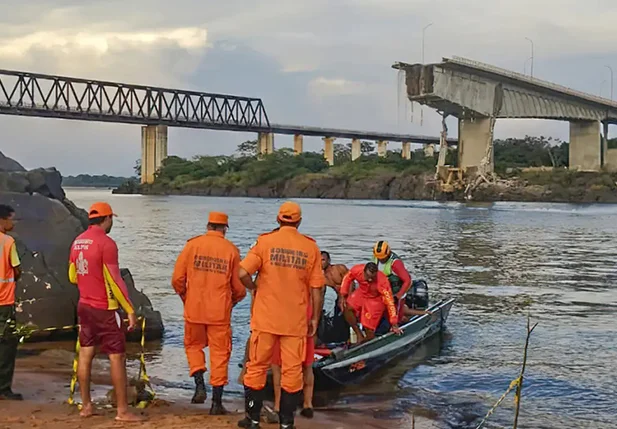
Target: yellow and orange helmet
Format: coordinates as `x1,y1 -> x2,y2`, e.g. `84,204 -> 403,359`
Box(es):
373,240 -> 391,260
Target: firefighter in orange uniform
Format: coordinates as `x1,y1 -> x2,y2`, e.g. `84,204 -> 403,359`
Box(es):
172,212 -> 246,414
238,201 -> 325,429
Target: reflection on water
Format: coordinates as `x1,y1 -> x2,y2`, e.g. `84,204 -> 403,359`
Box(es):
62,189 -> 617,428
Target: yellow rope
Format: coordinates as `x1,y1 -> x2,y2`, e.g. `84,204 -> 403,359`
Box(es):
67,335 -> 82,409
66,317 -> 154,409
475,376 -> 522,429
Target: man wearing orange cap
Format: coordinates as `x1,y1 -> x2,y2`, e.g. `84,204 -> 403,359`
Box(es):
172,211 -> 246,414
238,201 -> 325,429
68,202 -> 143,422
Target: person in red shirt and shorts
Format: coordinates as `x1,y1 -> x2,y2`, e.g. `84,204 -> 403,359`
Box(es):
68,202 -> 143,422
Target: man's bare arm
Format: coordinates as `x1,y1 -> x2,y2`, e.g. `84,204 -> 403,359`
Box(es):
239,267 -> 257,290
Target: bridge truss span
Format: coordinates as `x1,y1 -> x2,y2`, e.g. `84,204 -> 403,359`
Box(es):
0,69 -> 270,131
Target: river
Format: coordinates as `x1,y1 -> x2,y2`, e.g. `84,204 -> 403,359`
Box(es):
64,188 -> 617,429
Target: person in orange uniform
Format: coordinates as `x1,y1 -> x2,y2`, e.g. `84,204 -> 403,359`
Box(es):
171,212 -> 246,414
270,300 -> 315,420
68,202 -> 143,422
0,205 -> 22,400
238,201 -> 325,429
340,262 -> 402,343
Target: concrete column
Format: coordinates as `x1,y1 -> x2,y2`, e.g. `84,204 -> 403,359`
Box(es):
377,140 -> 388,157
605,148 -> 617,171
569,120 -> 601,171
402,142 -> 411,160
323,137 -> 335,166
458,117 -> 494,172
602,121 -> 609,166
257,132 -> 274,156
293,134 -> 303,155
424,143 -> 435,158
351,139 -> 361,161
141,125 -> 168,184
258,132 -> 268,155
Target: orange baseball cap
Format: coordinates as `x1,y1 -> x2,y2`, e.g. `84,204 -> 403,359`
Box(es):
208,211 -> 229,226
277,201 -> 302,223
88,202 -> 116,219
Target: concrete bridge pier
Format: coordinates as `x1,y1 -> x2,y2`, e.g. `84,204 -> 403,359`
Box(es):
351,139 -> 361,161
258,132 -> 274,156
402,142 -> 411,160
458,117 -> 494,173
293,134 -> 303,155
377,140 -> 388,157
141,125 -> 168,184
323,137 -> 335,165
569,120 -> 601,171
423,144 -> 435,158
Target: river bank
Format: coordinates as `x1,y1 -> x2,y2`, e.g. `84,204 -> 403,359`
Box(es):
6,346 -> 438,429
115,169 -> 617,204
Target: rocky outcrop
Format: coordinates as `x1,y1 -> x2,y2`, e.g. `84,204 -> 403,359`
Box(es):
0,154 -> 163,341
123,170 -> 617,204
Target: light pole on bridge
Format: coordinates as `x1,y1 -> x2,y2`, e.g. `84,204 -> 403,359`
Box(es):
422,23 -> 433,64
605,65 -> 614,101
525,37 -> 534,77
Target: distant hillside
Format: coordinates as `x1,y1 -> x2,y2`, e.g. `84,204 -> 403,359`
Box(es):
63,174 -> 131,188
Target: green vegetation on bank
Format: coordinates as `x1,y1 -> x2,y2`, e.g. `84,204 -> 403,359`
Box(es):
63,174 -> 130,187
138,136 -> 575,192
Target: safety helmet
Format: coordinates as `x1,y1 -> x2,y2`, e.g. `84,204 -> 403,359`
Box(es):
373,240 -> 391,260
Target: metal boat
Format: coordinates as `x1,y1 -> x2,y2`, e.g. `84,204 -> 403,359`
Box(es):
313,297 -> 455,389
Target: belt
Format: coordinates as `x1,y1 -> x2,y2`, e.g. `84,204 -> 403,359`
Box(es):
0,278 -> 14,283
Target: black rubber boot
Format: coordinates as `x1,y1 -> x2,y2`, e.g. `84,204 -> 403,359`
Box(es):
279,390 -> 301,429
237,386 -> 263,428
210,385 -> 228,415
191,370 -> 207,404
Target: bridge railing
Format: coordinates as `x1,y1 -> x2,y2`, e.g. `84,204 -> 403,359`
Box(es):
0,69 -> 270,131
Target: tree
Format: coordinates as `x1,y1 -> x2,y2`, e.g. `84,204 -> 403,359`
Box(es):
236,140 -> 258,157
334,143 -> 351,164
134,159 -> 141,179
361,141 -> 375,154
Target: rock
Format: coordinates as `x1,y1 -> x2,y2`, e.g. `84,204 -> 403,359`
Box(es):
27,168 -> 65,201
0,155 -> 163,341
282,174 -> 347,199
346,174 -> 397,200
121,269 -> 164,341
0,151 -> 26,172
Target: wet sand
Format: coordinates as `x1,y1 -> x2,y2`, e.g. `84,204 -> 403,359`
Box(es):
1,348 -> 439,429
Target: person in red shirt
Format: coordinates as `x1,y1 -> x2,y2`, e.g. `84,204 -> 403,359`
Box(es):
340,263 -> 402,343
68,202 -> 143,422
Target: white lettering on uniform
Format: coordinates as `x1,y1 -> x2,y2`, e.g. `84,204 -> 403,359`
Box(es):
76,251 -> 89,275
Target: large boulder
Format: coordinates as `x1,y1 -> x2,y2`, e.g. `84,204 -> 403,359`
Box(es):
0,152 -> 26,172
0,154 -> 163,341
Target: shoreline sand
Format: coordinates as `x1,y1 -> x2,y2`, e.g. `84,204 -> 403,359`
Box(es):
2,347 -> 439,429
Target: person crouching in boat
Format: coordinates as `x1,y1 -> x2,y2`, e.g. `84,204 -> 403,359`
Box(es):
372,241 -> 430,323
339,262 -> 402,343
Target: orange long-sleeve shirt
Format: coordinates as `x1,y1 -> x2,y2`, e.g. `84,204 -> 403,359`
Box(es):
341,264 -> 398,325
172,230 -> 246,325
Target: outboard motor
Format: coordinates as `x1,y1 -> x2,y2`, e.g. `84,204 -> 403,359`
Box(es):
406,279 -> 429,310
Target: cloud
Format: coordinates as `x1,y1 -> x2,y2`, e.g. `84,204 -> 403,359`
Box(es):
0,27 -> 207,58
309,77 -> 368,97
2,0 -> 617,175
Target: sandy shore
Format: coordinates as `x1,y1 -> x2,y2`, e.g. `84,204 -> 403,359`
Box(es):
1,347 -> 439,429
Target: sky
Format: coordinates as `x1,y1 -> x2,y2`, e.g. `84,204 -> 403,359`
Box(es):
2,0 -> 617,176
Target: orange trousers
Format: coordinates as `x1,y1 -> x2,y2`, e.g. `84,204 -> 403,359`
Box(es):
243,330 -> 306,393
184,322 -> 231,387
